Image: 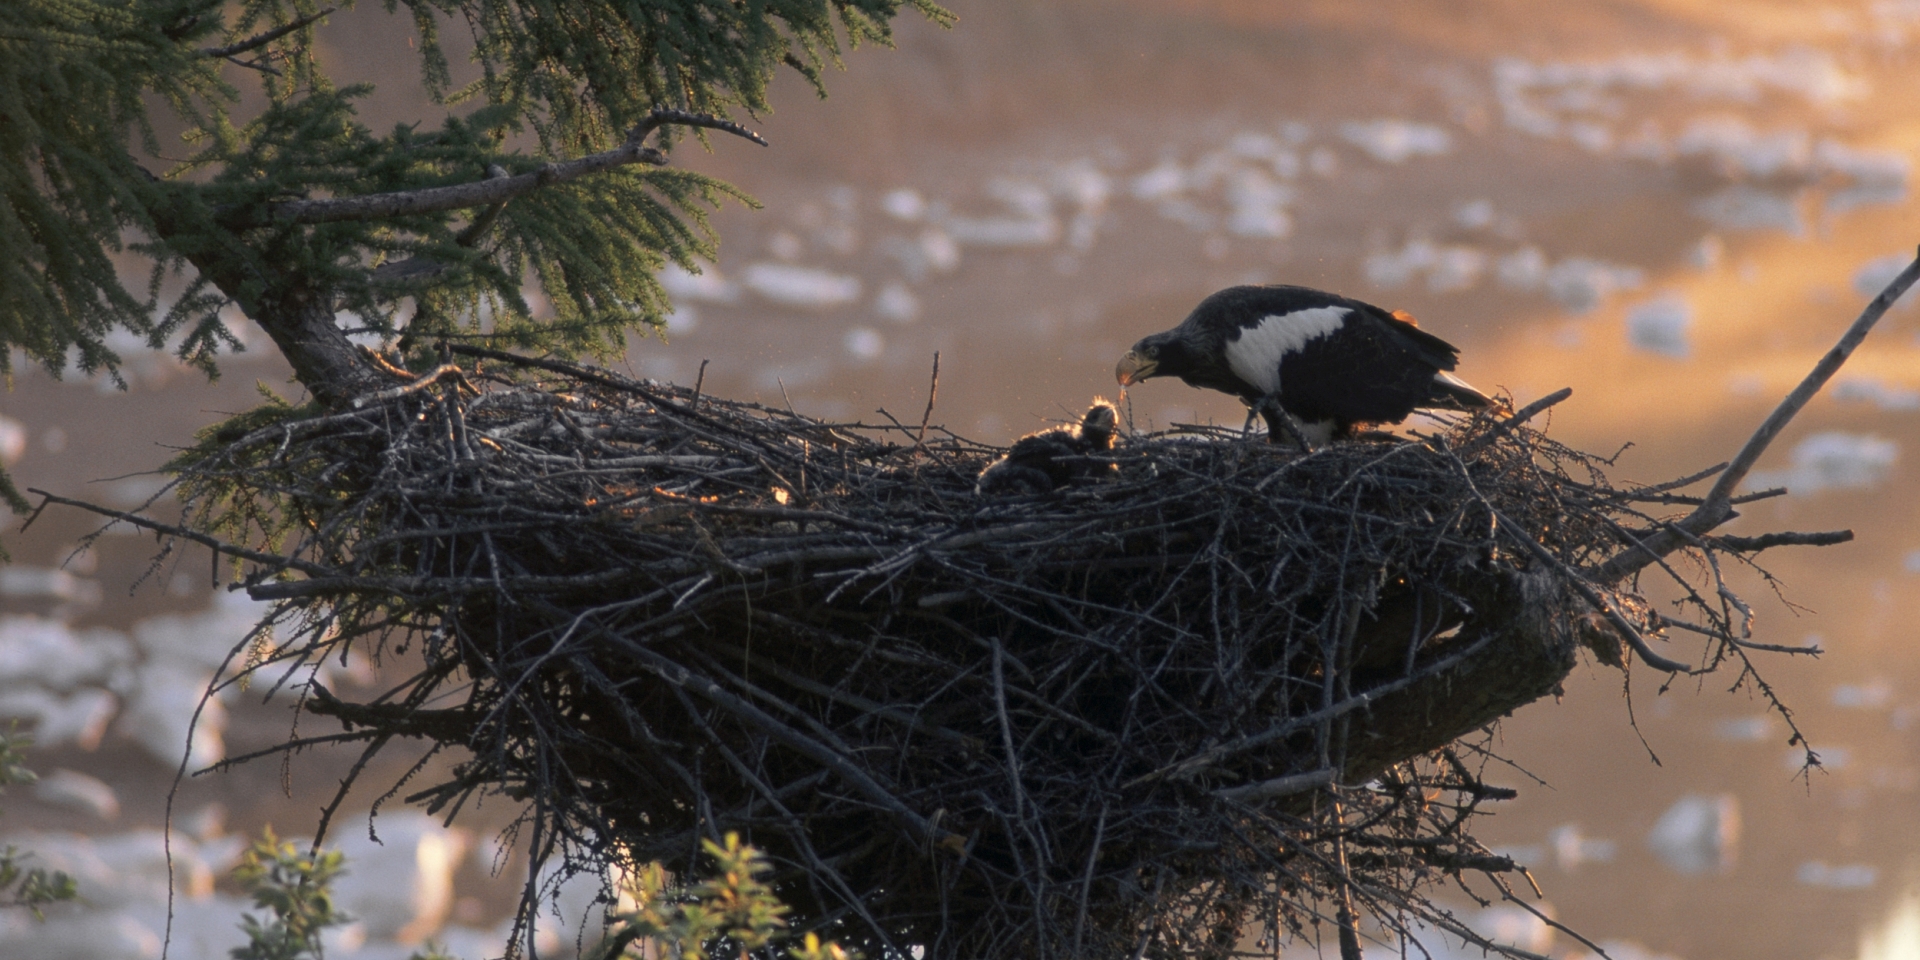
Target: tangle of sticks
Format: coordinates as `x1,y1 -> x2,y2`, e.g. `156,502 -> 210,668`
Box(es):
76,338 -> 1848,960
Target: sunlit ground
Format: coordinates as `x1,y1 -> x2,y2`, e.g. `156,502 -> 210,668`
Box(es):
10,0 -> 1920,957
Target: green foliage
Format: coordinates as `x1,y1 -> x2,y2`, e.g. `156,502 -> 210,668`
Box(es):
221,828 -> 844,960
230,829 -> 351,960
0,731 -> 80,918
586,833 -> 854,960
2,0 -> 950,389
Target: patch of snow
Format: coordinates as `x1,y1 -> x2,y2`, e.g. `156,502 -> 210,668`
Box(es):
117,663 -> 226,767
1832,376 -> 1920,411
1691,186 -> 1803,234
741,263 -> 863,310
1548,823 -> 1617,870
1834,681 -> 1894,709
941,214 -> 1060,248
1339,119 -> 1453,163
844,327 -> 885,362
328,812 -> 471,944
882,188 -> 928,221
0,617 -> 131,691
0,687 -> 117,751
1674,116 -> 1810,178
1129,161 -> 1188,201
1746,431 -> 1898,495
1544,257 -> 1645,313
1453,198 -> 1495,230
1626,294 -> 1692,358
656,261 -> 739,304
0,567 -> 102,606
1714,716 -> 1773,742
33,768 -> 119,820
1646,794 -> 1740,874
874,281 -> 922,324
1496,246 -> 1549,290
1799,861 -> 1879,889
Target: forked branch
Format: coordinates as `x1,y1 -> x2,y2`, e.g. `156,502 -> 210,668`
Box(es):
1588,248 -> 1920,585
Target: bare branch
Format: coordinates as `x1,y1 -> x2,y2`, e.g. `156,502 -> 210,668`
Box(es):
260,110 -> 765,227
27,489 -> 327,577
1212,769 -> 1335,802
1457,387 -> 1571,454
199,7 -> 337,59
1590,248 -> 1920,584
1714,529 -> 1854,552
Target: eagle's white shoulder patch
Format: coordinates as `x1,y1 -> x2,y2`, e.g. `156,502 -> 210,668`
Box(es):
1222,306 -> 1350,394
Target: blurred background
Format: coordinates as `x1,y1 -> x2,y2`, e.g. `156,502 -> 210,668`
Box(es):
7,0 -> 1920,957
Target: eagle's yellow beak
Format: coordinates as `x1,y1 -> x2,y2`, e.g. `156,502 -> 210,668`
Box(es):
1115,350 -> 1156,386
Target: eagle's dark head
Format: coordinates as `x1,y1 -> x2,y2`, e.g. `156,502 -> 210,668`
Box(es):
1114,331 -> 1179,386
1115,328 -> 1246,398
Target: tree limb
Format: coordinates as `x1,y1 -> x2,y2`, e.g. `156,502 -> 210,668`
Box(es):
199,7 -> 337,59
1588,248 -> 1920,585
259,110 -> 766,227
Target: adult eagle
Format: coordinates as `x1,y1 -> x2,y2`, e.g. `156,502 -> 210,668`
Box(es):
1114,285 -> 1497,445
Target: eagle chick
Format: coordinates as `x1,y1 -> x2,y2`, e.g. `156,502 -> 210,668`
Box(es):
975,400 -> 1120,496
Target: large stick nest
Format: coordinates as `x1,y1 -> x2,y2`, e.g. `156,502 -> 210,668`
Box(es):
148,352 -> 1795,960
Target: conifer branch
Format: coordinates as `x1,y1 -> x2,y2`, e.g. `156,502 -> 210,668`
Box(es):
199,7 -> 338,59
260,110 -> 766,228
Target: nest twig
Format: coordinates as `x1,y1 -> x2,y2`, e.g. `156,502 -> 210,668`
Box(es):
55,335 -> 1837,960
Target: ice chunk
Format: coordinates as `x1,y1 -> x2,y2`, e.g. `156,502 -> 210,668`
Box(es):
919,228 -> 960,273
1714,715 -> 1773,742
1798,861 -> 1878,889
1454,198 -> 1496,230
655,261 -> 739,304
1223,169 -> 1294,239
329,811 -> 471,944
1548,823 -> 1617,870
1426,246 -> 1487,293
1129,161 -> 1188,201
0,617 -> 132,690
1227,131 -> 1282,160
0,415 -> 24,465
844,327 -> 885,362
1496,246 -> 1549,290
132,589 -> 276,674
33,768 -> 119,820
1646,793 -> 1740,874
1674,116 -> 1810,178
117,663 -> 225,767
0,688 -> 117,751
1365,240 -> 1435,289
1545,257 -> 1645,313
1816,139 -> 1912,185
1626,294 -> 1692,358
986,177 -> 1052,218
1052,163 -> 1113,211
1690,186 -> 1803,234
1834,680 -> 1894,709
740,263 -> 862,310
1746,431 -> 1898,494
1339,119 -> 1453,163
882,188 -> 927,221
0,567 -> 102,606
941,214 -> 1060,248
0,829 -> 231,908
874,282 -> 921,325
